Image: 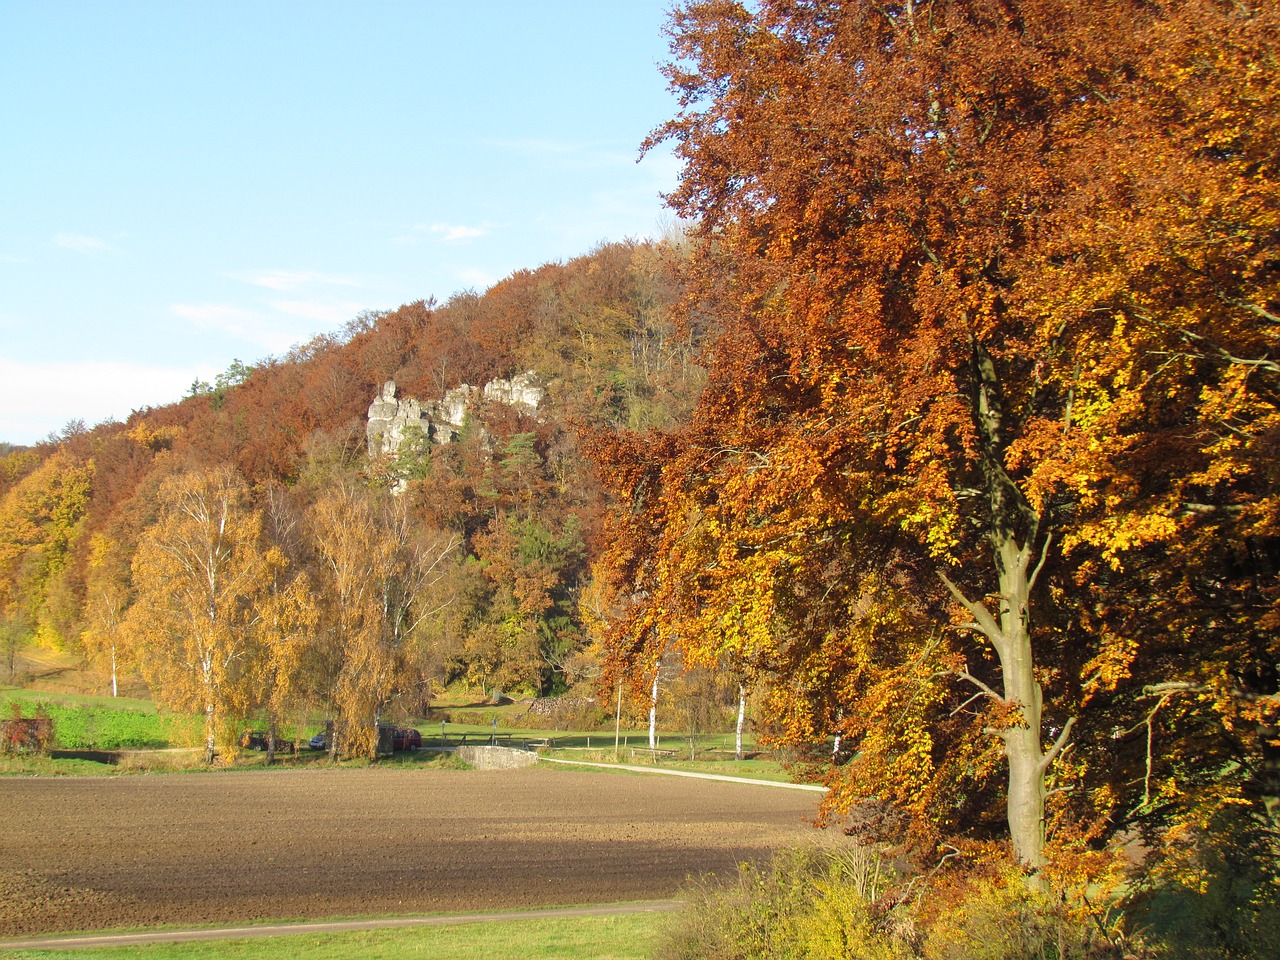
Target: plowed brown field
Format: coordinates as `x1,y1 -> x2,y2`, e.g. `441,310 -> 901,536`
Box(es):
0,766 -> 822,937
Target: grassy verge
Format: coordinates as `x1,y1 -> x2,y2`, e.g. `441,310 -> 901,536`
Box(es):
1,689 -> 159,713
0,744 -> 475,777
0,686 -> 797,784
4,911 -> 664,960
537,748 -> 796,783
1,689 -> 201,750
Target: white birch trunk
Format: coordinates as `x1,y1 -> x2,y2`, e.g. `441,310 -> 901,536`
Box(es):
736,683 -> 746,761
614,678 -> 622,757
648,670 -> 660,750
204,701 -> 216,764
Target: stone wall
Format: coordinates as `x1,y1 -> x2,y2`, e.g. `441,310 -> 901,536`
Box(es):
455,745 -> 540,770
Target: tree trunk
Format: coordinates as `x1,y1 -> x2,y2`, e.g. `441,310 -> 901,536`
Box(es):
204,701 -> 216,764
200,650 -> 218,764
943,519 -> 1058,881
614,678 -> 623,759
648,670 -> 660,750
736,683 -> 746,761
944,342 -> 1072,883
993,535 -> 1048,874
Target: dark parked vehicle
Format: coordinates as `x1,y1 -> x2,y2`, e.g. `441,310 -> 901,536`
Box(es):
393,727 -> 422,752
310,725 -> 415,754
240,731 -> 293,753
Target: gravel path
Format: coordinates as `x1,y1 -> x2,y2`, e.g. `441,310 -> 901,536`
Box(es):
0,901 -> 684,952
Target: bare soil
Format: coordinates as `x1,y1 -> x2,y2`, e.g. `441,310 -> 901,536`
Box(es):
0,766 -> 823,937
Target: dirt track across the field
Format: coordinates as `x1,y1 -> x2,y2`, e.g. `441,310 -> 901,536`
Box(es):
0,766 -> 824,938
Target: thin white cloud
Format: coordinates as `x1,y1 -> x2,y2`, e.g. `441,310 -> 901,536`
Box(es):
171,302 -> 304,353
640,143 -> 683,183
428,223 -> 488,243
528,145 -> 681,250
486,137 -> 650,173
269,299 -> 369,328
454,267 -> 499,290
173,297 -> 372,354
54,233 -> 113,253
172,302 -> 260,329
0,308 -> 27,335
0,356 -> 216,446
486,137 -> 582,157
242,269 -> 359,292
391,221 -> 491,247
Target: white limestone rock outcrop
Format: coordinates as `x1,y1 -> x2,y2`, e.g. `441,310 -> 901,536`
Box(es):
366,373 -> 545,460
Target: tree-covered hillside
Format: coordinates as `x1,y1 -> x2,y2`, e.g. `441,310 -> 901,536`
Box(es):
0,238 -> 705,755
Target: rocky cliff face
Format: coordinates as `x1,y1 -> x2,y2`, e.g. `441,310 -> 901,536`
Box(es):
366,372 -> 544,460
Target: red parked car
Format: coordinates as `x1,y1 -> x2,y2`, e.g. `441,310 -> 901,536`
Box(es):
392,727 -> 422,752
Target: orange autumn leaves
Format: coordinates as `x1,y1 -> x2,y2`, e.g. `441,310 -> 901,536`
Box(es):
594,0 -> 1280,874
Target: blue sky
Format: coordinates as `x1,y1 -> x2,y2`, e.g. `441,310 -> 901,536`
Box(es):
0,1 -> 683,445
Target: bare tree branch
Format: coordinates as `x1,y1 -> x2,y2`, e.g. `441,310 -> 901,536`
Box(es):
1027,531 -> 1053,595
1040,716 -> 1076,773
937,571 -> 1004,649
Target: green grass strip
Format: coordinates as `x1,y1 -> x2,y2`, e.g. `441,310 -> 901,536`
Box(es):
2,910 -> 666,960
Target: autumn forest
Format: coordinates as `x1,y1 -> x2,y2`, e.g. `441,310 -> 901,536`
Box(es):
3,0 -> 1279,956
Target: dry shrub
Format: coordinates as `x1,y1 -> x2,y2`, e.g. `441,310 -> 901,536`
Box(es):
656,821 -> 1275,960
654,843 -> 1158,960
114,749 -> 207,773
798,871 -> 911,960
540,697 -> 610,731
922,872 -> 1087,960
653,846 -> 909,960
447,709 -> 499,726
653,850 -> 814,960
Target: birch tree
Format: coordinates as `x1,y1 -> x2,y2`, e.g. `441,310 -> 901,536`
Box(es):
81,534 -> 131,697
248,484 -> 318,761
311,483 -> 459,758
127,467 -> 267,762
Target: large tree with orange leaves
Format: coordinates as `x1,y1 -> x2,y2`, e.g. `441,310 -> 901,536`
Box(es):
593,0 -> 1279,880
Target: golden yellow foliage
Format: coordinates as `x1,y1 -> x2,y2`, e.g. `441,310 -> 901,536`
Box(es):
595,0 -> 1280,886
125,467 -> 267,761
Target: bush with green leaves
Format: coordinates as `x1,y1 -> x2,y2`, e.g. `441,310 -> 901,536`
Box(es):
0,696 -> 198,750
1124,808 -> 1280,960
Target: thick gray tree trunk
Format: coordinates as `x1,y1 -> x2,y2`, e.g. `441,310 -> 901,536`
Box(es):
939,343 -> 1074,881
